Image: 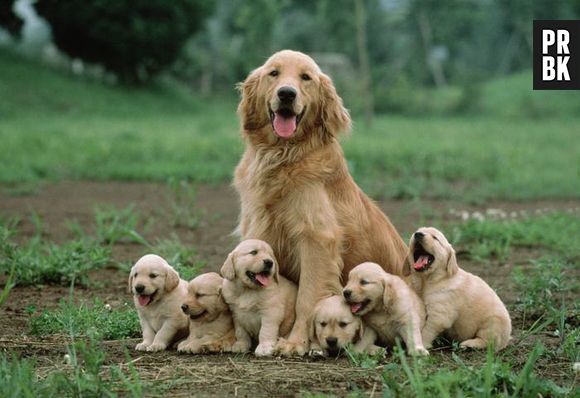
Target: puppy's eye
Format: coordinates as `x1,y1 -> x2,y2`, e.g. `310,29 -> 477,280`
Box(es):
360,279 -> 369,286
195,293 -> 205,299
134,272 -> 138,277
432,235 -> 440,242
301,73 -> 311,81
250,250 -> 258,255
149,273 -> 157,279
320,322 -> 327,327
339,322 -> 348,328
269,70 -> 279,77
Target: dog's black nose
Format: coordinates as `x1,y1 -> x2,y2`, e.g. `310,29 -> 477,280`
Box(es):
135,284 -> 145,294
343,289 -> 352,299
277,86 -> 297,102
181,304 -> 188,313
263,259 -> 273,269
326,337 -> 338,347
414,231 -> 424,240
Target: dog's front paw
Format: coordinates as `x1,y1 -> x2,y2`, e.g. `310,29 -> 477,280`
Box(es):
274,338 -> 309,357
254,342 -> 275,357
308,348 -> 325,357
410,346 -> 429,356
177,341 -> 200,354
231,340 -> 251,353
366,344 -> 385,356
135,342 -> 150,351
146,342 -> 167,352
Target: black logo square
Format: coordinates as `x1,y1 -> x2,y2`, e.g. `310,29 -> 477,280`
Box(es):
533,20 -> 580,90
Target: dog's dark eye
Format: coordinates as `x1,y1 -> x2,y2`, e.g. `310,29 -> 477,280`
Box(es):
301,73 -> 311,81
196,293 -> 205,298
339,322 -> 348,328
320,322 -> 327,327
134,272 -> 138,277
269,70 -> 279,77
149,273 -> 157,279
360,279 -> 369,286
250,250 -> 258,255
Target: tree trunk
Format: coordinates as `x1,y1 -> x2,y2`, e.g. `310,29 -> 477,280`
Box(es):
354,0 -> 373,127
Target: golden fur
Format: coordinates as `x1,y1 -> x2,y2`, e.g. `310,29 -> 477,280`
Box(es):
234,49 -> 407,355
129,254 -> 189,351
344,262 -> 428,355
220,239 -> 297,357
177,272 -> 235,354
405,227 -> 512,351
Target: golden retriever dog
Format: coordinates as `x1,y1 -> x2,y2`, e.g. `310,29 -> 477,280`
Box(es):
234,49 -> 407,355
129,254 -> 189,351
343,262 -> 428,355
220,239 -> 297,357
177,272 -> 236,354
405,227 -> 512,351
309,295 -> 380,357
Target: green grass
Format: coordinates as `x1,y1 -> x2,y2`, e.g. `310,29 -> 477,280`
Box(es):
1,51 -> 578,201
29,298 -> 140,340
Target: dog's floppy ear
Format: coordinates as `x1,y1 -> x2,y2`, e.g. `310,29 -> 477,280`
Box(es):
446,246 -> 459,276
165,267 -> 180,292
237,68 -> 267,132
127,271 -> 133,294
308,310 -> 318,345
355,317 -> 364,343
220,252 -> 236,281
272,258 -> 280,284
382,277 -> 395,309
318,73 -> 351,135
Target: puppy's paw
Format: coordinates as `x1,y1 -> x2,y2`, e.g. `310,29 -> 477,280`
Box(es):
231,340 -> 251,353
135,342 -> 150,351
308,348 -> 325,357
146,342 -> 167,352
274,338 -> 309,357
367,344 -> 385,356
410,346 -> 429,356
177,341 -> 200,354
254,342 -> 275,357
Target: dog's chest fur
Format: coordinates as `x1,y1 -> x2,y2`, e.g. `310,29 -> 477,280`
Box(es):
223,285 -> 266,338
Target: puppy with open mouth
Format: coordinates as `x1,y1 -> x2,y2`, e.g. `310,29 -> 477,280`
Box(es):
220,239 -> 297,357
177,272 -> 236,354
343,262 -> 428,355
129,254 -> 189,352
405,227 -> 512,351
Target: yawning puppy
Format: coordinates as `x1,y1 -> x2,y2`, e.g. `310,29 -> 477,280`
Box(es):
129,254 -> 189,351
343,262 -> 428,355
220,239 -> 297,356
405,227 -> 512,351
177,272 -> 236,354
309,295 -> 380,357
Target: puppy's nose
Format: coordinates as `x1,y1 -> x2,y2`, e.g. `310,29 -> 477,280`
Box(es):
326,337 -> 338,347
343,289 -> 352,300
181,304 -> 188,313
135,284 -> 145,294
277,86 -> 297,102
414,231 -> 424,240
263,259 -> 273,269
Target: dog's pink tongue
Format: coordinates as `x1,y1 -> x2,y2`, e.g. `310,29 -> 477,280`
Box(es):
351,303 -> 362,313
273,113 -> 296,138
414,255 -> 429,271
255,273 -> 270,287
138,295 -> 152,306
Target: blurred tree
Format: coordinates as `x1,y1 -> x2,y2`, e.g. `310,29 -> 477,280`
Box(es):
35,0 -> 214,84
0,0 -> 23,38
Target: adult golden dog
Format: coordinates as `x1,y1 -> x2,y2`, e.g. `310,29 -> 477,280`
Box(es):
405,227 -> 512,351
234,50 -> 407,355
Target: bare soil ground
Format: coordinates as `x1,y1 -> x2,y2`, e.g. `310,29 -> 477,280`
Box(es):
0,182 -> 578,397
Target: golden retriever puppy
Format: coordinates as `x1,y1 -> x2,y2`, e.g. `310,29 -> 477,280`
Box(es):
405,227 -> 512,351
234,49 -> 407,356
343,262 -> 428,355
220,239 -> 297,357
129,254 -> 189,352
177,272 -> 236,354
309,295 -> 380,357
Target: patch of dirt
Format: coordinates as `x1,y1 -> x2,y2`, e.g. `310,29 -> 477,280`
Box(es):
1,182 -> 578,396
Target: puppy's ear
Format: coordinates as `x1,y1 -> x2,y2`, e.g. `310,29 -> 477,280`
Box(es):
220,252 -> 236,281
355,318 -> 364,343
382,277 -> 394,309
127,272 -> 133,294
165,267 -> 180,292
308,312 -> 318,345
402,249 -> 413,277
446,246 -> 459,276
272,258 -> 280,284
318,73 -> 351,135
237,68 -> 267,131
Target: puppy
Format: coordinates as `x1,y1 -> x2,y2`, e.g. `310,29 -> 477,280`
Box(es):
344,262 -> 428,355
309,295 -> 380,357
177,272 -> 236,354
405,227 -> 512,351
129,254 -> 189,351
220,239 -> 297,357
